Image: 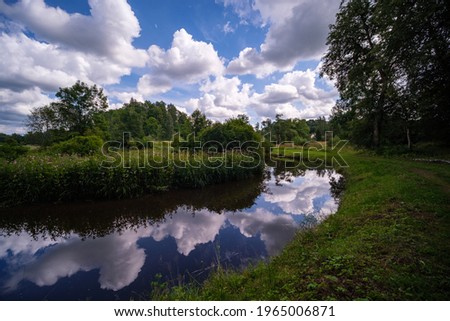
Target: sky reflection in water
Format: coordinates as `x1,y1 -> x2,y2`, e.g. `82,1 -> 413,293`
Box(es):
0,168 -> 342,300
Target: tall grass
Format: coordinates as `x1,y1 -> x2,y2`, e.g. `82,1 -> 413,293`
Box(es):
0,149 -> 263,207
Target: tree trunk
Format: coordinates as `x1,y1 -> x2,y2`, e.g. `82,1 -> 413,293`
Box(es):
373,116 -> 380,148
406,126 -> 411,150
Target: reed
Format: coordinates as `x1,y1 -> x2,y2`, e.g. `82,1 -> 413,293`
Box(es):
0,149 -> 263,207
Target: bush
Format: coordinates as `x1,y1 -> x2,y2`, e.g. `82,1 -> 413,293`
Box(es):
293,136 -> 308,146
200,118 -> 261,152
52,135 -> 103,156
326,134 -> 341,148
0,140 -> 29,161
127,139 -> 145,150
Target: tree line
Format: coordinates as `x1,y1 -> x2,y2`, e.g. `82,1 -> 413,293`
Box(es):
24,81 -> 197,146
23,81 -> 264,150
0,81 -> 323,158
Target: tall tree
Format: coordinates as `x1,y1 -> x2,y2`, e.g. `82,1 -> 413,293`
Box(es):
380,0 -> 450,141
55,81 -> 108,134
321,0 -> 397,147
27,103 -> 59,133
191,109 -> 211,136
260,114 -> 310,144
322,0 -> 450,147
28,81 -> 108,137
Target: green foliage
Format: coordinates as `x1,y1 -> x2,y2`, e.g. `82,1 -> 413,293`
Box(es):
25,84 -> 196,146
260,114 -> 310,144
326,135 -> 341,148
27,81 -> 108,138
322,0 -> 450,148
191,109 -> 211,136
0,139 -> 29,161
293,136 -> 308,146
23,81 -> 316,154
200,116 -> 260,152
0,133 -> 25,144
0,149 -> 263,207
307,117 -> 329,141
52,135 -> 103,156
105,100 -> 193,143
176,134 -> 201,151
0,155 -> 165,205
171,134 -> 181,149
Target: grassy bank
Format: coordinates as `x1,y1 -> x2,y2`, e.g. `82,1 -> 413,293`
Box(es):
0,149 -> 263,207
154,148 -> 450,300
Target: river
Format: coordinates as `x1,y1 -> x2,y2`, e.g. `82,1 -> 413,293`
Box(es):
0,166 -> 343,300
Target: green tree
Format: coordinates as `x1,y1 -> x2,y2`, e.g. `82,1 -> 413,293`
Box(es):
120,100 -> 145,139
144,117 -> 161,139
380,0 -> 450,143
27,104 -> 59,133
178,113 -> 193,138
191,109 -> 211,136
27,81 -> 108,140
200,116 -> 260,152
52,135 -> 103,156
162,110 -> 174,140
322,0 -> 450,148
292,119 -> 309,138
308,117 -> 328,141
55,81 -> 108,134
321,0 -> 397,148
26,103 -> 65,145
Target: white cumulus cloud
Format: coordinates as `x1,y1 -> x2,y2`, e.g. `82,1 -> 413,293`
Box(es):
0,0 -> 148,132
0,0 -> 147,67
226,0 -> 340,77
137,29 -> 225,98
248,67 -> 338,121
186,76 -> 253,121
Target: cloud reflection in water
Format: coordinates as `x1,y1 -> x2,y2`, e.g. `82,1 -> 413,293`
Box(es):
0,169 -> 341,296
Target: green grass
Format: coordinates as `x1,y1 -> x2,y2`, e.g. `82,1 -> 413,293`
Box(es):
153,148 -> 450,300
0,149 -> 264,207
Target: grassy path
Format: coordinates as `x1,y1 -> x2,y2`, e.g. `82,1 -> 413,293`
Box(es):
155,149 -> 450,300
410,167 -> 450,196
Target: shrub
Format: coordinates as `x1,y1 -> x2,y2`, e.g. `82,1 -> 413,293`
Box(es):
294,136 -> 308,146
52,135 -> 103,156
0,139 -> 29,161
326,135 -> 341,148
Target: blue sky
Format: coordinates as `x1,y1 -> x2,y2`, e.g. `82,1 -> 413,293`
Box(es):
0,0 -> 340,133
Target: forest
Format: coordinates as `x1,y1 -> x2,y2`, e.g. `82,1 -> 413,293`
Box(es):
0,80 -> 323,159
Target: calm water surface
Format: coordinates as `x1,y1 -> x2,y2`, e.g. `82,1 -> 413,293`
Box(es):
0,167 -> 342,300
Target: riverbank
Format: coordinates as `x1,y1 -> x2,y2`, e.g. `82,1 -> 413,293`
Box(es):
154,148 -> 450,300
0,150 -> 263,207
